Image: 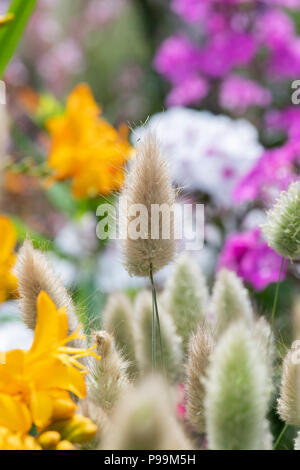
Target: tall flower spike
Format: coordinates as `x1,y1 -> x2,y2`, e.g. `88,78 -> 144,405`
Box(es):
87,331 -> 130,413
163,252 -> 209,350
134,291 -> 182,380
15,241 -> 79,333
119,133 -> 176,277
211,268 -> 253,338
205,322 -> 269,450
262,181 -> 300,260
185,324 -> 215,434
102,292 -> 138,378
102,375 -> 191,450
277,350 -> 300,425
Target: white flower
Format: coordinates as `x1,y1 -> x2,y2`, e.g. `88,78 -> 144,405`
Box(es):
133,107 -> 263,206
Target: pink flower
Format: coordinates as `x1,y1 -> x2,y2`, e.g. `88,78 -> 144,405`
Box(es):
220,75 -> 272,113
166,75 -> 209,106
154,35 -> 200,84
265,107 -> 300,140
218,228 -> 286,291
234,141 -> 300,204
198,33 -> 257,78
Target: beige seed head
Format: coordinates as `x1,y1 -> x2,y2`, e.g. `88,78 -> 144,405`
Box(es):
15,240 -> 78,333
186,324 -> 215,433
102,292 -> 138,378
119,133 -> 176,277
87,330 -> 131,413
102,375 -> 192,450
277,350 -> 300,425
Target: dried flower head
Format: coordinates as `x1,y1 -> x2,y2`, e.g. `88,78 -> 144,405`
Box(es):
15,240 -> 78,332
87,331 -> 130,412
205,322 -> 269,450
134,290 -> 182,380
262,181 -> 300,259
211,268 -> 253,338
163,252 -> 209,349
119,133 -> 176,277
102,375 -> 191,450
186,324 -> 215,433
277,350 -> 300,425
102,292 -> 138,378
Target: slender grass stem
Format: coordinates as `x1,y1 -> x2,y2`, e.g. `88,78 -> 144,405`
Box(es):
270,257 -> 285,332
273,423 -> 288,450
149,263 -> 164,370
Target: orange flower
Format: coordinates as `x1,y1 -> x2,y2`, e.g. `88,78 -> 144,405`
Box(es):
0,216 -> 18,302
0,291 -> 100,432
46,83 -> 133,198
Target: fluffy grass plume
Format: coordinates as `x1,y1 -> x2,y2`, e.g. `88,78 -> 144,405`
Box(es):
134,290 -> 182,380
211,268 -> 253,338
102,292 -> 138,378
88,330 -> 130,413
186,324 -> 215,433
15,240 -> 78,332
119,133 -> 176,277
205,322 -> 269,450
262,181 -> 300,259
102,375 -> 191,450
277,350 -> 300,425
163,252 -> 209,349
253,316 -> 274,387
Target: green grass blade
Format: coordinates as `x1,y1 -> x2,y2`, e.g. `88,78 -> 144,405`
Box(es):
0,0 -> 38,78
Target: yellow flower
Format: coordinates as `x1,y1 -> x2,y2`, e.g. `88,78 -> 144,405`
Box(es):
47,83 -> 133,198
0,291 -> 100,432
47,414 -> 98,444
0,426 -> 41,450
0,216 -> 18,302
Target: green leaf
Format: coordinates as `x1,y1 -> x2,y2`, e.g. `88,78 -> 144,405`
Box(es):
0,0 -> 38,78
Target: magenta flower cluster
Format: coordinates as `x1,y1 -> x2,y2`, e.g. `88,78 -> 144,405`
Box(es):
218,228 -> 286,291
155,0 -> 300,109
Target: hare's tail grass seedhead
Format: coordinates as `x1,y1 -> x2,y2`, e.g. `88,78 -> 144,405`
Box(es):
101,375 -> 192,450
87,330 -> 131,413
277,350 -> 300,425
119,132 -> 176,370
185,323 -> 215,434
204,322 -> 270,450
119,133 -> 176,277
163,252 -> 209,350
262,180 -> 300,260
102,292 -> 138,379
211,268 -> 254,338
15,240 -> 79,334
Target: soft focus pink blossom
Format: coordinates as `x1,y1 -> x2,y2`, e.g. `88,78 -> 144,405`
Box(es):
166,76 -> 209,106
218,228 -> 286,291
154,35 -> 200,83
220,75 -> 272,113
234,141 -> 300,204
265,107 -> 300,140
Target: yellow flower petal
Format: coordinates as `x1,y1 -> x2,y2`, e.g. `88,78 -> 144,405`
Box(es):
0,394 -> 31,433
